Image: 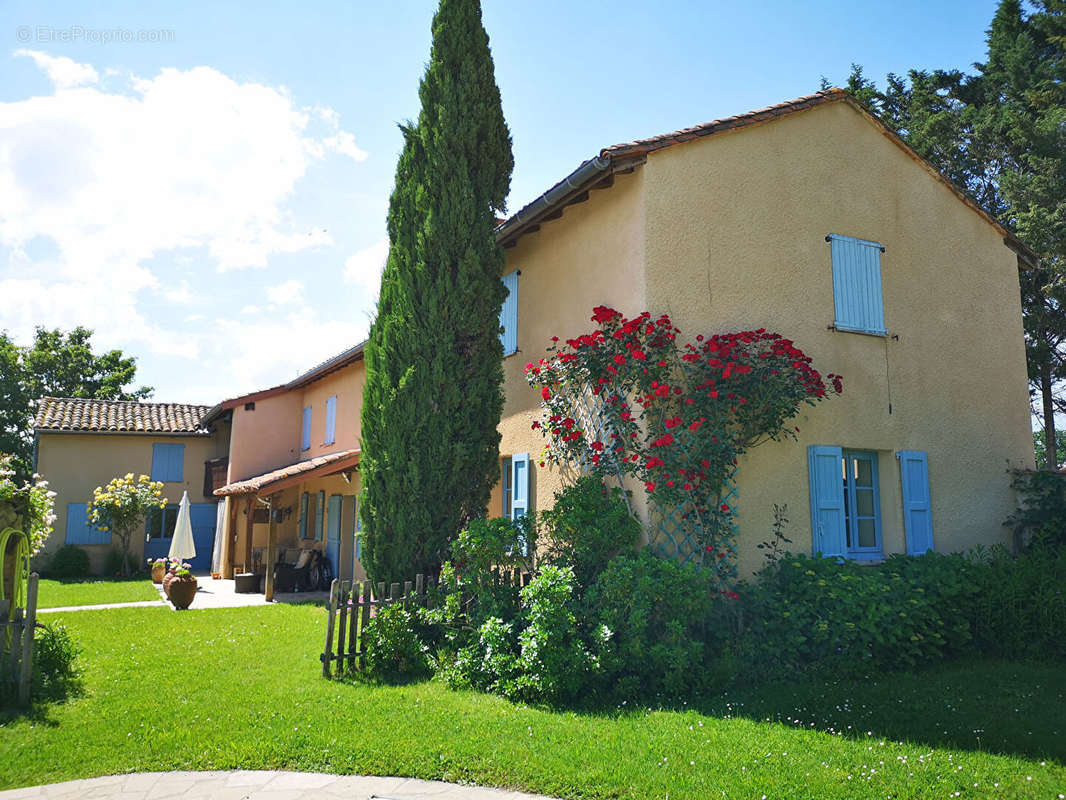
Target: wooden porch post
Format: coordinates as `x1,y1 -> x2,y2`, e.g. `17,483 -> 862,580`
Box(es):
243,496 -> 254,572
223,497 -> 238,579
265,494 -> 277,602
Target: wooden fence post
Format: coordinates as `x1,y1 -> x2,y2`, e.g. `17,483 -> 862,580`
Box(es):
17,574 -> 38,706
322,579 -> 339,678
335,581 -> 350,679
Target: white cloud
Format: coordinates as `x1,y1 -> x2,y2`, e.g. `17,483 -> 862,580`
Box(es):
15,49 -> 98,88
343,238 -> 388,296
265,279 -> 305,306
0,51 -> 369,386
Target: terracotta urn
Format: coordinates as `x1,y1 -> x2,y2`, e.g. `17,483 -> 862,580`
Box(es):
151,562 -> 166,584
162,571 -> 176,598
168,576 -> 197,610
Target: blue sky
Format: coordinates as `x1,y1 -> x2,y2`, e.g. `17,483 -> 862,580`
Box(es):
0,0 -> 1001,404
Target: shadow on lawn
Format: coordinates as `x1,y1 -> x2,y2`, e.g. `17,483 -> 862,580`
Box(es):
634,659 -> 1066,763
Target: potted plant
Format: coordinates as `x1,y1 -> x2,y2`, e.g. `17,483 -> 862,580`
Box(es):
167,562 -> 197,610
161,558 -> 182,597
148,557 -> 167,584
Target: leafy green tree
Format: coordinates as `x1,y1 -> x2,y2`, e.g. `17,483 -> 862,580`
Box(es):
837,0 -> 1066,468
0,327 -> 152,472
360,0 -> 513,583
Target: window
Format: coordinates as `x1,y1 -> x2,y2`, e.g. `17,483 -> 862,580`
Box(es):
501,456 -> 513,517
501,453 -> 530,554
325,396 -> 337,445
808,446 -> 882,559
151,443 -> 185,482
500,270 -> 518,355
827,233 -> 886,335
65,502 -> 110,545
145,506 -> 180,539
301,406 -> 312,451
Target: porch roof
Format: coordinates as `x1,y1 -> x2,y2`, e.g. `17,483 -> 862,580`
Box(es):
214,449 -> 359,498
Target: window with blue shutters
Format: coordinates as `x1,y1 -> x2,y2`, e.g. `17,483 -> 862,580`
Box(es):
500,270 -> 518,356
510,453 -> 530,555
501,456 -> 513,517
151,443 -> 185,482
899,450 -> 934,554
299,492 -> 309,539
301,406 -> 312,451
325,396 -> 337,445
65,503 -> 110,545
809,446 -> 884,559
827,233 -> 887,335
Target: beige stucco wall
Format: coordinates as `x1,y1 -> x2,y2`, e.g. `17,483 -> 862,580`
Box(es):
497,100 -> 1034,576
34,432 -> 219,573
493,168 -> 647,518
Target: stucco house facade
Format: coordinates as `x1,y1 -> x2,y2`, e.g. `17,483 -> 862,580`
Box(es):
490,88 -> 1036,575
33,398 -> 225,574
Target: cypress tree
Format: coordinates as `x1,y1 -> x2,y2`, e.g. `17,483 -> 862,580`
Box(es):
359,0 -> 513,583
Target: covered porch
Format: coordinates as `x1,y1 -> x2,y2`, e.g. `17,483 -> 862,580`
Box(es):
214,449 -> 364,601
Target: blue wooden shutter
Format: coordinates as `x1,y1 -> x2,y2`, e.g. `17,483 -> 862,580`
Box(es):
500,270 -> 518,355
899,450 -> 934,554
66,503 -> 108,545
151,443 -> 184,482
298,492 -> 309,539
301,407 -> 312,451
808,445 -> 846,557
314,490 -> 325,540
325,396 -> 337,445
828,234 -> 886,335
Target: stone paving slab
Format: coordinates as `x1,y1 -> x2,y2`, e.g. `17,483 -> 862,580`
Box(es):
0,771 -> 561,800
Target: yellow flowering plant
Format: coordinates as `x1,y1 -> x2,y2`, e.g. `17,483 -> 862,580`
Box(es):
87,473 -> 166,577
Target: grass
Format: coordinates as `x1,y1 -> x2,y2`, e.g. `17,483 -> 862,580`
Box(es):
1,605 -> 1064,799
35,577 -> 161,609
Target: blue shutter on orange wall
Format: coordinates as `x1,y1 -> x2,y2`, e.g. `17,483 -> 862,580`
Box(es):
151,443 -> 184,482
899,450 -> 934,554
314,490 -> 325,541
808,445 -> 846,557
500,270 -> 518,355
301,407 -> 312,451
65,503 -> 109,545
298,492 -> 309,539
325,396 -> 337,445
828,234 -> 886,335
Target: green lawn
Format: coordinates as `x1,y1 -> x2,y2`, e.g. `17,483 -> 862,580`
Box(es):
35,577 -> 161,609
1,605 -> 1064,799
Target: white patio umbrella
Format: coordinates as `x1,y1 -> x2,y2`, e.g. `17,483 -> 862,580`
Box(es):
168,491 -> 197,562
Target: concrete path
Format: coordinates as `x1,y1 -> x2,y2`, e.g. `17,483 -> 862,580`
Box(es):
0,771 -> 560,800
38,600 -> 165,613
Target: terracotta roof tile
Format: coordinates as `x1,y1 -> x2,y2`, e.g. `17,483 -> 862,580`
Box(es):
214,449 -> 360,497
34,397 -> 211,434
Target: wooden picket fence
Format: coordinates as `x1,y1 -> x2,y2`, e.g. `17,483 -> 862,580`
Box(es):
320,574 -> 436,678
1,573 -> 39,706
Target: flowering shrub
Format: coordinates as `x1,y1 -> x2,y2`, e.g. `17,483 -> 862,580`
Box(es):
87,473 -> 165,577
0,453 -> 56,556
362,604 -> 431,682
525,307 -> 841,583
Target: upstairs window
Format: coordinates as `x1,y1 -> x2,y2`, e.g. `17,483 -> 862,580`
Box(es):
500,270 -> 518,356
301,406 -> 312,451
151,443 -> 184,482
827,233 -> 887,335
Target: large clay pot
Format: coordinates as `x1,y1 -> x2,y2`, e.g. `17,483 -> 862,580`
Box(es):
162,571 -> 175,598
151,562 -> 166,584
168,577 -> 197,610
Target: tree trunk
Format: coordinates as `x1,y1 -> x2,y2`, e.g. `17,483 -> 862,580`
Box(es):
1042,364 -> 1058,470
120,529 -> 132,577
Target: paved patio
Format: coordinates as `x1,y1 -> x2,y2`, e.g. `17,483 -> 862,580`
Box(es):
0,771 -> 559,799
37,575 -> 331,613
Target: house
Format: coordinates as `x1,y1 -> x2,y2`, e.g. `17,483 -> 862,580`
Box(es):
205,343 -> 366,597
33,397 -> 225,574
489,89 -> 1036,574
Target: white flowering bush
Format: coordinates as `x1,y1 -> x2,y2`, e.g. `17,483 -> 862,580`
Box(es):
0,453 -> 56,556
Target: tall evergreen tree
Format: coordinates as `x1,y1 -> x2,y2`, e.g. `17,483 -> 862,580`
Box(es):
839,0 -> 1066,468
359,0 -> 513,582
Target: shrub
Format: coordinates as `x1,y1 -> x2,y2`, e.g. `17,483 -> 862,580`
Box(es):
735,553 -> 979,682
539,476 -> 641,589
511,565 -> 603,704
448,516 -> 533,626
1006,469 -> 1066,549
586,550 -> 719,699
443,616 -> 519,696
361,604 -> 431,682
48,545 -> 90,579
102,548 -> 138,577
33,622 -> 82,700
967,543 -> 1066,661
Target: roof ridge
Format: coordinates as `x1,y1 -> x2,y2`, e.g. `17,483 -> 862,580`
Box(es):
37,395 -> 211,408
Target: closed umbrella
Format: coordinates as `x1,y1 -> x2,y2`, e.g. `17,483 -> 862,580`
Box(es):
168,491 -> 197,562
